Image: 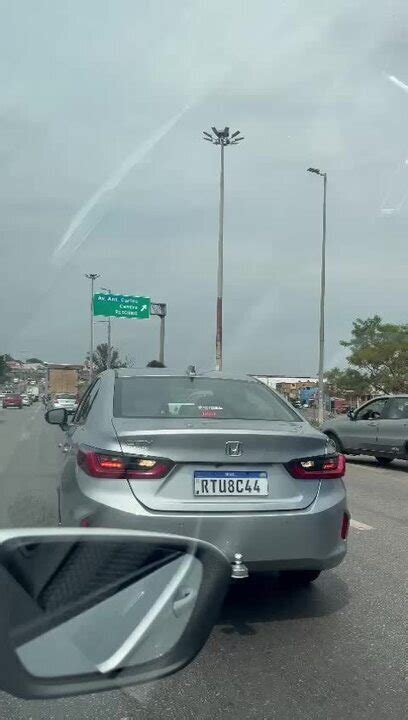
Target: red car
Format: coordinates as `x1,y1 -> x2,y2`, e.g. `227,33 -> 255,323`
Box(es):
3,394 -> 23,409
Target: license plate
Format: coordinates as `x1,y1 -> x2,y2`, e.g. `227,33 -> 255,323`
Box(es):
194,471 -> 268,497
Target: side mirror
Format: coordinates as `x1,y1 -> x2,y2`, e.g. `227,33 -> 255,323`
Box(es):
0,529 -> 230,699
347,409 -> 355,420
45,408 -> 68,427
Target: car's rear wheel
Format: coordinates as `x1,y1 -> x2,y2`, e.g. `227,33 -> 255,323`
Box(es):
279,569 -> 321,586
375,456 -> 393,466
324,432 -> 343,453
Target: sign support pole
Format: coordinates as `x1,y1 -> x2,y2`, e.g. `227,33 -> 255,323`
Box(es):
159,315 -> 166,365
151,302 -> 167,366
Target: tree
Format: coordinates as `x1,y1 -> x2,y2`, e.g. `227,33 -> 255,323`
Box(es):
325,367 -> 370,396
146,360 -> 166,368
339,316 -> 408,393
0,355 -> 8,381
91,343 -> 127,374
26,357 -> 43,364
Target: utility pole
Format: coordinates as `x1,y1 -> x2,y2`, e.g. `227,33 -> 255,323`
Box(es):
100,287 -> 112,369
107,316 -> 112,369
85,273 -> 100,383
151,302 -> 167,366
203,127 -> 244,371
307,167 -> 327,425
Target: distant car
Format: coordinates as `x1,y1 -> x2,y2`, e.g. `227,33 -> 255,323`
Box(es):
21,394 -> 31,406
27,386 -> 40,402
51,393 -> 78,413
321,395 -> 408,465
46,369 -> 349,585
3,394 -> 23,409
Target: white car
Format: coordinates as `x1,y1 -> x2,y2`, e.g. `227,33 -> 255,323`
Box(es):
52,393 -> 78,413
21,394 -> 31,406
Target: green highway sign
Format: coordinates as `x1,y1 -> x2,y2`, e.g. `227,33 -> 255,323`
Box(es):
93,293 -> 151,319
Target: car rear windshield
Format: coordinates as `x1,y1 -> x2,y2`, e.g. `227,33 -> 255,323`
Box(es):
55,394 -> 76,399
113,377 -> 300,422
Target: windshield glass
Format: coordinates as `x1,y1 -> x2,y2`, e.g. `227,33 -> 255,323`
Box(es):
0,1 -> 407,717
114,377 -> 299,421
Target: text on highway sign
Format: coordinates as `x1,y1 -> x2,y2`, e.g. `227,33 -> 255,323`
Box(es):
93,294 -> 151,319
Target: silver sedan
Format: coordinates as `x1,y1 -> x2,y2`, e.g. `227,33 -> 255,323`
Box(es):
46,369 -> 349,584
322,394 -> 408,465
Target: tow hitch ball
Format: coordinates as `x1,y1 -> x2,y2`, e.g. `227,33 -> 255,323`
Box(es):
231,553 -> 249,579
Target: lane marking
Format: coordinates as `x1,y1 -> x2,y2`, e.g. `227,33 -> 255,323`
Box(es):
350,519 -> 373,531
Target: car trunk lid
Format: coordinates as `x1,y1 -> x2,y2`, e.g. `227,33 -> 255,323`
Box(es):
112,418 -> 326,513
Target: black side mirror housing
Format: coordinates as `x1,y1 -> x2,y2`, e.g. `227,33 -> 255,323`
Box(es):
45,408 -> 69,427
0,529 -> 230,700
347,409 -> 355,420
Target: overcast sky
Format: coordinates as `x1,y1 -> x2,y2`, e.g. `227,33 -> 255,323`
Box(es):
1,0 -> 408,374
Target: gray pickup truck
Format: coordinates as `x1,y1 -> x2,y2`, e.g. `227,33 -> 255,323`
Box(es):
321,395 -> 408,465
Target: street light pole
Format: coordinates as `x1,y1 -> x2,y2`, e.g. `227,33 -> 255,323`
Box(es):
203,127 -> 244,371
216,141 -> 225,373
85,273 -> 100,383
100,287 -> 112,369
307,167 -> 327,425
107,316 -> 112,369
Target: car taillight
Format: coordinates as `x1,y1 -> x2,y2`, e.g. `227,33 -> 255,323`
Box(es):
285,453 -> 346,479
77,450 -> 126,478
126,457 -> 172,479
77,449 -> 172,480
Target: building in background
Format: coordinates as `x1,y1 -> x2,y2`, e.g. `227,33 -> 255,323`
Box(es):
253,375 -> 318,400
6,361 -> 46,378
253,375 -> 360,416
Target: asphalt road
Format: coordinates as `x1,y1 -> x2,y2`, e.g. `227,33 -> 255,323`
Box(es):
0,406 -> 406,719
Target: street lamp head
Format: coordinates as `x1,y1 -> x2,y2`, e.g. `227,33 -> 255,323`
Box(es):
85,273 -> 100,280
307,167 -> 321,175
203,127 -> 244,147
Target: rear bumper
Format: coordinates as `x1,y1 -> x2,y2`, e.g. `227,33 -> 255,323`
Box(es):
62,477 -> 348,572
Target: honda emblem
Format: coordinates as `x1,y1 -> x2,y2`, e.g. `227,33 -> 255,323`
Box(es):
225,441 -> 242,457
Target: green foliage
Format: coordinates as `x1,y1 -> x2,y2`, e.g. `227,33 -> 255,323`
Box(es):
0,355 -> 8,381
325,367 -> 370,395
335,316 -> 408,394
26,357 -> 43,364
92,343 -> 127,373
